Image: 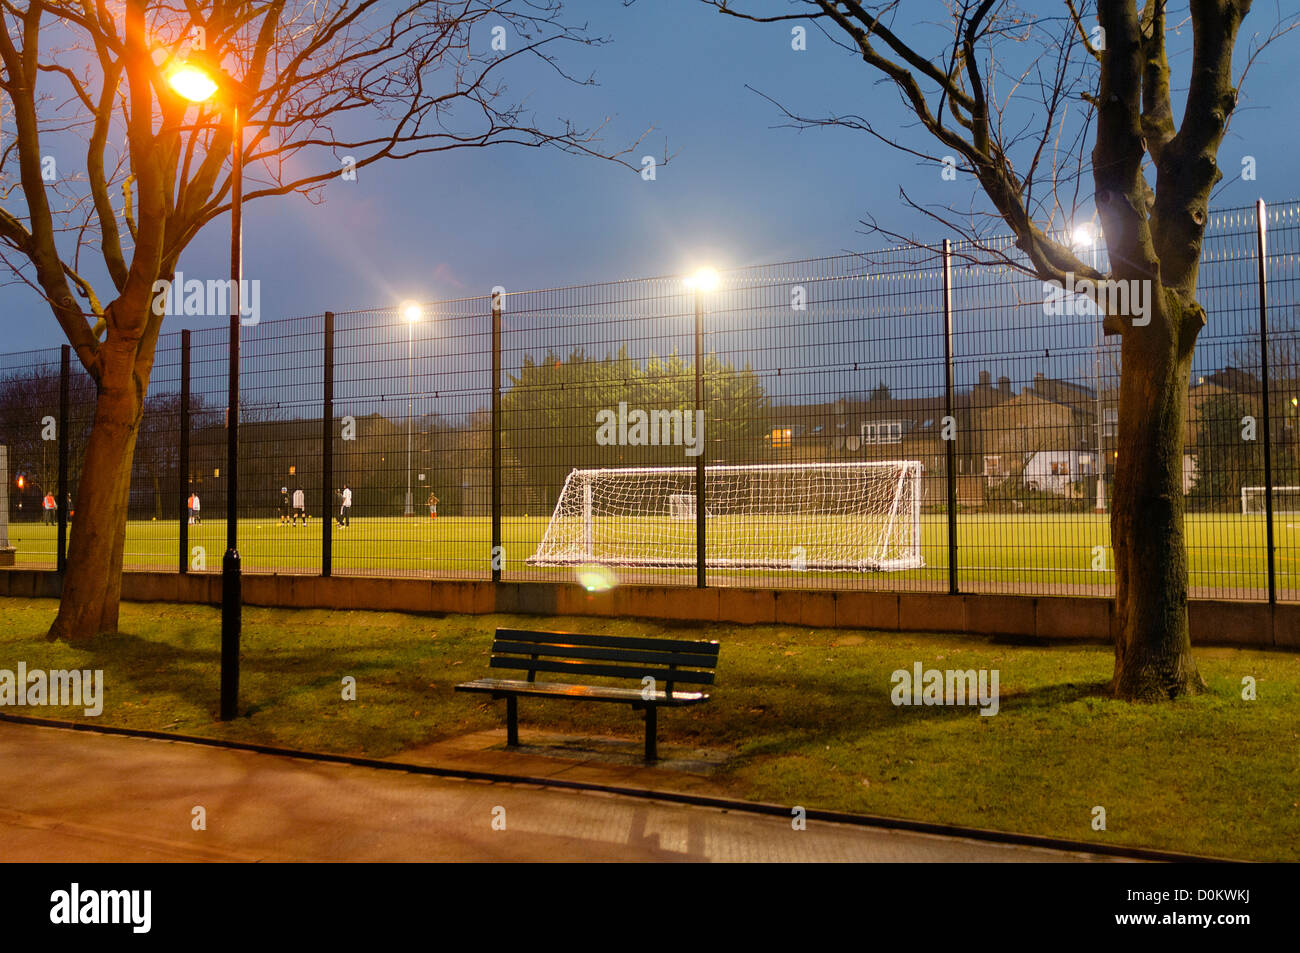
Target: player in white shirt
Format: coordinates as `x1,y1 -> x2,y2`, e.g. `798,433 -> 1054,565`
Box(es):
292,487 -> 307,526
339,484 -> 352,528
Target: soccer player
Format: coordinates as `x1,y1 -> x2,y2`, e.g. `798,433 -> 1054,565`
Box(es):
292,487 -> 306,526
426,490 -> 439,519
280,487 -> 290,525
339,484 -> 352,528
42,492 -> 56,525
191,492 -> 201,524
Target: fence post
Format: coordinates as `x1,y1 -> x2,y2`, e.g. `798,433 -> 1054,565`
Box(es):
491,293 -> 502,583
322,311 -> 334,577
179,330 -> 190,574
1256,199 -> 1276,605
57,344 -> 69,573
942,240 -> 958,595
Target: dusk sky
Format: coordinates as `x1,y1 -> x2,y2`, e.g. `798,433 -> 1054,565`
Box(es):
5,0 -> 1298,354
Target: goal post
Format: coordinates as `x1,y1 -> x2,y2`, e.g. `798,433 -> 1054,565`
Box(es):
1241,486 -> 1300,514
527,461 -> 924,572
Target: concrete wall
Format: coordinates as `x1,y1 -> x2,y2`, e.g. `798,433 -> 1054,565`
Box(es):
0,569 -> 1292,650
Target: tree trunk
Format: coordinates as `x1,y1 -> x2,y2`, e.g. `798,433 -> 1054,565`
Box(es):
46,337 -> 145,643
1109,289 -> 1206,699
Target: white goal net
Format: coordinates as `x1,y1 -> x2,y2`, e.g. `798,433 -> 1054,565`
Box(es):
527,461 -> 924,572
1241,486 -> 1300,514
668,493 -> 712,520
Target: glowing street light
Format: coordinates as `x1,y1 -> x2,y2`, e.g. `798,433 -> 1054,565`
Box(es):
164,51 -> 247,721
166,63 -> 220,103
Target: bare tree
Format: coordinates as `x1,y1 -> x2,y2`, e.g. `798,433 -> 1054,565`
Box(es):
705,0 -> 1297,699
0,1 -> 654,641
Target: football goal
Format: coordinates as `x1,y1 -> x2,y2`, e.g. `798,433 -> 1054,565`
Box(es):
1241,486 -> 1300,514
527,461 -> 924,572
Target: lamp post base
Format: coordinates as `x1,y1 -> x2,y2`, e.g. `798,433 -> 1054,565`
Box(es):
220,548 -> 241,721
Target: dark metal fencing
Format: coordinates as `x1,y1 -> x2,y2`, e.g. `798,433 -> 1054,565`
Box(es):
2,199 -> 1299,601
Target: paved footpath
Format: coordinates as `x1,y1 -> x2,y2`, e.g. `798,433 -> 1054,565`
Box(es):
0,722 -> 1122,862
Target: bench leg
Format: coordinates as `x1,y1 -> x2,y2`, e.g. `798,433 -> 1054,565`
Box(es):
644,705 -> 658,762
506,696 -> 519,747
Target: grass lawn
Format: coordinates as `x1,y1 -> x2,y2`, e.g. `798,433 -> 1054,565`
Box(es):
2,595 -> 1296,860
7,511 -> 1300,595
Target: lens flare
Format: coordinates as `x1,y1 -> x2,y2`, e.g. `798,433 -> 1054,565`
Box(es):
576,565 -> 617,592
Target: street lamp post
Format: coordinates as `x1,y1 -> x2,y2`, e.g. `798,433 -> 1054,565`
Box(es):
400,301 -> 422,517
168,54 -> 247,721
686,268 -> 718,589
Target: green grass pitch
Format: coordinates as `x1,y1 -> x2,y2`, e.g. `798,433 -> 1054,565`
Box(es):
6,511 -> 1298,595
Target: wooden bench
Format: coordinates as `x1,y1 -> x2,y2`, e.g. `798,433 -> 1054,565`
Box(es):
455,628 -> 720,762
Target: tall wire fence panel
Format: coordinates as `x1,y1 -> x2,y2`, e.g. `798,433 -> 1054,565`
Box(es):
0,346 -> 66,567
2,199 -> 1299,601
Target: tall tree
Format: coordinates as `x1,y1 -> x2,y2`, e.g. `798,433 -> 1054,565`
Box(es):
502,347 -> 769,506
0,1 -> 653,641
706,0 -> 1297,699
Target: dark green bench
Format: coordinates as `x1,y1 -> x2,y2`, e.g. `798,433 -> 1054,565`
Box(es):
455,628 -> 720,762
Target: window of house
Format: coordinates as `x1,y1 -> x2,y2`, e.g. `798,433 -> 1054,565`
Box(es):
984,455 -> 1002,475
1050,461 -> 1069,476
1103,407 -> 1118,437
861,420 -> 904,444
770,427 -> 792,449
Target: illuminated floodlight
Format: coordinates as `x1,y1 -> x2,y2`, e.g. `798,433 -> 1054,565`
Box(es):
684,267 -> 719,292
399,300 -> 423,323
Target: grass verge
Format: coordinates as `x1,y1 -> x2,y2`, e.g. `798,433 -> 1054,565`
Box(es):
1,596 -> 1296,860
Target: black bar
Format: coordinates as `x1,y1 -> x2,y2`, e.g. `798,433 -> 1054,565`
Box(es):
644,705 -> 657,762
322,311 -> 334,577
56,345 -> 69,572
220,105 -> 243,723
694,293 -> 706,589
942,239 -> 958,595
506,695 -> 518,746
491,293 -> 502,583
1257,199 -> 1276,605
179,329 -> 190,575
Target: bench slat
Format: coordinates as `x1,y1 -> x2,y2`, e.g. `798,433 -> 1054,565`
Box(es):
492,640 -> 717,669
495,628 -> 719,657
456,678 -> 710,705
488,656 -> 715,684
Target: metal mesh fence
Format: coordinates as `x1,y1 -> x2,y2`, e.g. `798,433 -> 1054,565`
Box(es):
2,199 -> 1299,601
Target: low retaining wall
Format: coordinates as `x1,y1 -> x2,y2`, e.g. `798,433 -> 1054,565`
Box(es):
0,569 -> 1293,650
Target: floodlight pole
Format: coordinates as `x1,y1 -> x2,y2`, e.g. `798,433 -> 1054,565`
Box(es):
694,289 -> 706,589
491,293 -> 503,583
1089,238 -> 1106,514
405,318 -> 414,516
1257,198 -> 1276,605
220,102 -> 244,722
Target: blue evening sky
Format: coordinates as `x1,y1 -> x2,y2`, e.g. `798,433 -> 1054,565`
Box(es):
4,0 -> 1298,353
